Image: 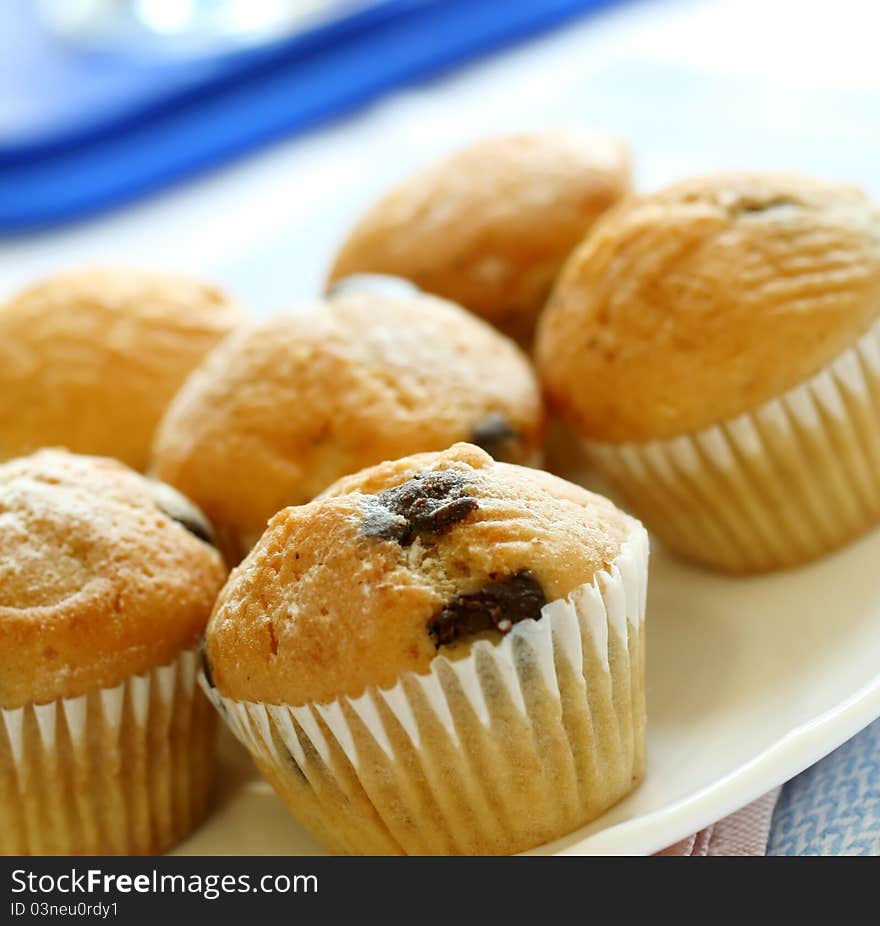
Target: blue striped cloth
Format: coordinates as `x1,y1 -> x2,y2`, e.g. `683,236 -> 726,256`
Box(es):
769,719 -> 880,856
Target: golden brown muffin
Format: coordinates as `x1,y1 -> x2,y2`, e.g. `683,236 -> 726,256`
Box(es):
328,131 -> 631,344
537,172 -> 880,572
153,288 -> 545,564
0,450 -> 225,708
0,449 -> 226,855
538,172 -> 880,443
204,444 -> 648,855
206,443 -> 631,705
0,267 -> 244,471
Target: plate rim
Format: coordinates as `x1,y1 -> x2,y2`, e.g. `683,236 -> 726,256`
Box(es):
542,673 -> 880,855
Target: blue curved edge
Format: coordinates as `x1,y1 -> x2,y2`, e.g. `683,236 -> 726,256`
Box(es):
0,0 -> 620,235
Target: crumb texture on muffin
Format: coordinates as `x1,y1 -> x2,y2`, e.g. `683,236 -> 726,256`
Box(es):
0,267 -> 244,470
0,450 -> 226,708
205,444 -> 636,706
537,172 -> 880,442
153,291 -> 544,563
328,131 -> 631,343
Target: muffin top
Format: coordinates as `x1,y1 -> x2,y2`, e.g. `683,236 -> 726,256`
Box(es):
152,288 -> 545,564
537,172 -> 880,442
0,450 -> 226,709
0,267 -> 244,470
327,131 -> 631,344
204,443 -> 637,706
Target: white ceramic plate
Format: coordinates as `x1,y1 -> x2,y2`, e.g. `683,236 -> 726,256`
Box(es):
175,517 -> 880,856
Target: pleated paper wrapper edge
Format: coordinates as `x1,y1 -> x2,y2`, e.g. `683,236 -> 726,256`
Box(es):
586,317 -> 880,573
203,526 -> 648,856
0,646 -> 216,855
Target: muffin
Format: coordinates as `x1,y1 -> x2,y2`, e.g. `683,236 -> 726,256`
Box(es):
202,443 -> 648,856
327,131 -> 631,344
0,267 -> 244,471
152,286 -> 545,564
0,450 -> 226,855
537,172 -> 880,573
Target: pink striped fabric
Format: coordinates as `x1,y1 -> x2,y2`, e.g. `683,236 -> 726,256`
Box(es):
656,789 -> 781,856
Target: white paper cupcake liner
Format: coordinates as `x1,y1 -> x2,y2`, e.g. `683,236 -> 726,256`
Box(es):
586,316 -> 880,573
202,526 -> 648,856
0,647 -> 216,856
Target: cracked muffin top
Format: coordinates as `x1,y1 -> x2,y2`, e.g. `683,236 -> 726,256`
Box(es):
0,450 -> 226,709
0,267 -> 244,471
536,171 -> 880,442
204,444 -> 638,706
327,131 -> 631,344
152,287 -> 545,565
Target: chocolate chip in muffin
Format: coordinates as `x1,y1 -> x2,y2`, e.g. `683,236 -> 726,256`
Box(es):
149,480 -> 216,545
327,273 -> 419,299
362,503 -> 410,544
733,195 -> 798,215
362,469 -> 478,546
427,571 -> 547,648
470,413 -> 519,461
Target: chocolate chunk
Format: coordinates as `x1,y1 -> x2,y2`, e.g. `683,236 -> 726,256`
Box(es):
735,196 -> 797,215
362,503 -> 410,544
470,413 -> 519,461
362,469 -> 478,546
149,480 -> 216,546
427,571 -> 547,648
167,509 -> 215,545
327,274 -> 420,299
200,637 -> 215,689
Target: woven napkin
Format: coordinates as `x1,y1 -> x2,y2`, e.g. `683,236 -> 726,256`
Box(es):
656,790 -> 782,856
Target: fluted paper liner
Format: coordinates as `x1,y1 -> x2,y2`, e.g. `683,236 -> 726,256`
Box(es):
586,317 -> 880,573
0,647 -> 216,855
203,528 -> 648,856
